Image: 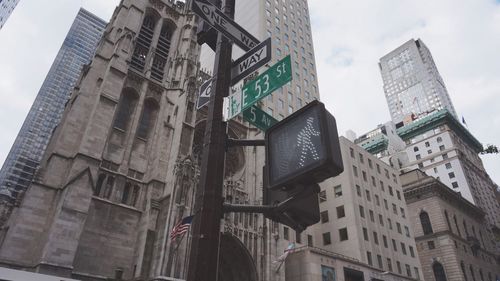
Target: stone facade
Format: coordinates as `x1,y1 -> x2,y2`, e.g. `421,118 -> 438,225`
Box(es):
307,137 -> 422,280
0,0 -> 298,280
402,169 -> 500,281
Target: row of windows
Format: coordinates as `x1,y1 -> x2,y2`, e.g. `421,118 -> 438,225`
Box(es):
366,250 -> 419,279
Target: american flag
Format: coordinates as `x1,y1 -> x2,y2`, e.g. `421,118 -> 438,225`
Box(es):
170,215 -> 194,240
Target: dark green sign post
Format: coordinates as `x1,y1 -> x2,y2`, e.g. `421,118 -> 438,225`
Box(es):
243,105 -> 278,131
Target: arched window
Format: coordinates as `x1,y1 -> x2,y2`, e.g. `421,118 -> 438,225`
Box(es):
432,262 -> 447,281
136,98 -> 159,140
131,185 -> 140,207
454,215 -> 462,237
131,13 -> 158,71
95,173 -> 106,196
420,211 -> 433,235
479,269 -> 484,281
444,210 -> 452,232
463,220 -> 470,236
461,262 -> 468,281
113,89 -> 139,131
103,176 -> 115,199
414,146 -> 419,152
122,182 -> 131,204
151,22 -> 175,81
470,265 -> 477,281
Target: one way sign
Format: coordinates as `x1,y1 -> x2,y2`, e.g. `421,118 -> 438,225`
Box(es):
197,78 -> 214,110
231,38 -> 271,86
191,0 -> 259,51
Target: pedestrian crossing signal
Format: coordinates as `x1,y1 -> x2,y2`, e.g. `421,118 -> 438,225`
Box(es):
265,100 -> 343,190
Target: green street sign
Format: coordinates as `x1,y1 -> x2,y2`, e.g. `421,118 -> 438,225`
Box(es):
243,105 -> 278,131
226,55 -> 292,120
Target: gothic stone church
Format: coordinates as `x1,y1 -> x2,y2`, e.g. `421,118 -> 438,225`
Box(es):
0,1 -> 291,280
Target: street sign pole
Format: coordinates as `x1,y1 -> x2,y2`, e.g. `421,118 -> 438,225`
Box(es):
187,0 -> 234,280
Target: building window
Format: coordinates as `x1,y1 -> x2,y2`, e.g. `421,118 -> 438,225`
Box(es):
387,258 -> 393,272
401,242 -> 407,255
113,89 -> 139,131
377,254 -> 383,269
366,251 -> 373,266
359,153 -> 364,163
320,210 -> 329,223
396,190 -> 401,200
445,163 -> 452,169
397,222 -> 402,234
400,207 -> 406,218
373,231 -> 379,245
336,205 -> 345,218
409,245 -> 415,257
334,185 -> 342,197
366,190 -> 371,201
414,146 -> 419,152
136,98 -> 159,139
420,211 -> 433,235
131,14 -> 158,71
405,225 -> 410,237
440,145 -> 445,151
461,262 -> 468,281
339,227 -> 348,241
437,137 -> 443,142
356,185 -> 362,196
425,141 -> 430,147
284,227 -> 289,240
406,264 -> 412,277
433,262 -> 448,281
307,235 -> 313,246
379,214 -> 384,226
383,235 -> 388,248
369,210 -> 374,222
448,172 -> 456,179
388,218 -> 392,229
375,195 -> 380,206
151,23 -> 175,81
353,165 -> 358,177
469,265 -> 476,281
392,239 -> 397,251
319,190 -> 327,202
452,182 -> 459,188
359,205 -> 365,218
444,210 -> 452,232
392,203 -> 397,214
322,232 -> 331,245
397,261 -> 402,274
363,227 -> 369,241
428,240 -> 435,249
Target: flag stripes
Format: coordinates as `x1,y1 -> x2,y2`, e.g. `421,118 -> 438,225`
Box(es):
170,215 -> 194,240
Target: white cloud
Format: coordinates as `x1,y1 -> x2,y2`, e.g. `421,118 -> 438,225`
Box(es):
308,0 -> 500,183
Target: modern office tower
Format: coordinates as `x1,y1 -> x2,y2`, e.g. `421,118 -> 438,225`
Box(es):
200,0 -> 320,118
0,8 -> 106,203
0,0 -> 20,29
401,170 -> 500,281
306,137 -> 422,280
379,38 -> 457,126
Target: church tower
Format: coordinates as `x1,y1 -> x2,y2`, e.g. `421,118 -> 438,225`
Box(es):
0,0 -> 202,279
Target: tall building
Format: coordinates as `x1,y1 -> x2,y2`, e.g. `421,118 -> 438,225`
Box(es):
306,137 -> 422,280
200,0 -> 321,118
0,8 -> 106,203
401,170 -> 500,281
0,0 -> 20,29
379,39 -> 457,125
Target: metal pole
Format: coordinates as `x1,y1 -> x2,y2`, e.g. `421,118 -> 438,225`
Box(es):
186,0 -> 234,280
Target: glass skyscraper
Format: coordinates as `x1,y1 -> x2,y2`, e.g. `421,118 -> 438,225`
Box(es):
0,8 -> 106,202
0,0 -> 20,29
379,39 -> 458,126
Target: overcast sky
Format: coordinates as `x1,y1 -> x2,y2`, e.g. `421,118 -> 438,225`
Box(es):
0,0 -> 498,184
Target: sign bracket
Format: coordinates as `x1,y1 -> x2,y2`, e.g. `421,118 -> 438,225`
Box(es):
226,137 -> 265,148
